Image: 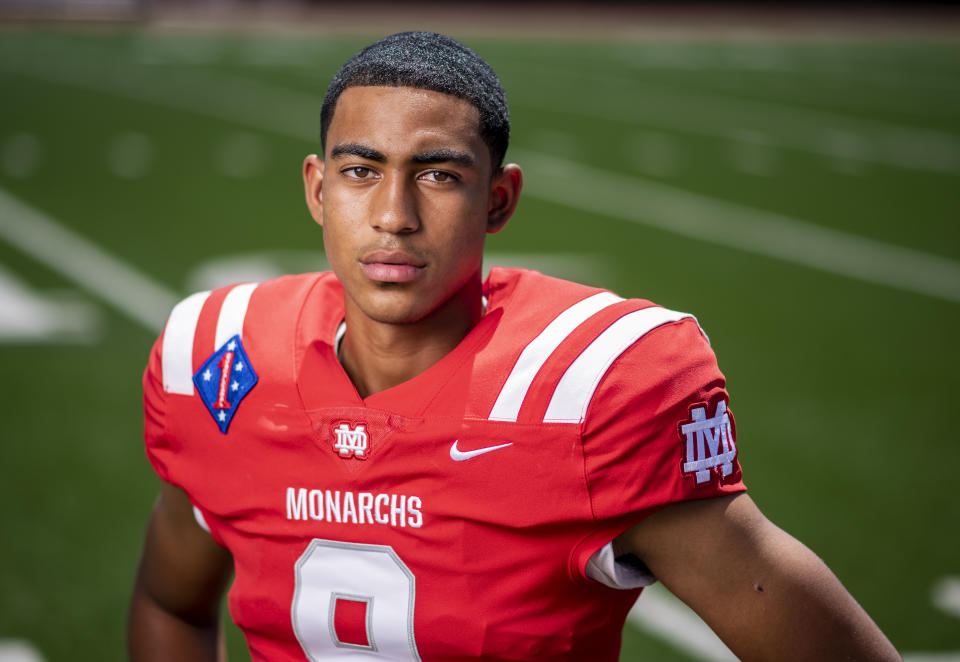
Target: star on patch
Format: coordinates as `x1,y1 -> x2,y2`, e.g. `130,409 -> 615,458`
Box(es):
193,334 -> 258,434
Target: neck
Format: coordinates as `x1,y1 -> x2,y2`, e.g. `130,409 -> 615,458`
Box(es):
339,278 -> 484,398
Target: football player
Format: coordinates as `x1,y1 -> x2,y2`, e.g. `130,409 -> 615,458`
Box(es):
129,32 -> 900,662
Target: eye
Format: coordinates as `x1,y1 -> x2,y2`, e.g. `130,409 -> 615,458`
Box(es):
420,170 -> 457,183
342,166 -> 374,179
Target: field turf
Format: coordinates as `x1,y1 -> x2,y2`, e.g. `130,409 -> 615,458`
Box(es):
0,26 -> 958,661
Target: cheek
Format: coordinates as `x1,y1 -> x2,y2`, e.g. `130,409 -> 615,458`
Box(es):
436,221 -> 488,274
430,193 -> 489,240
320,189 -> 367,249
324,185 -> 367,223
320,218 -> 354,274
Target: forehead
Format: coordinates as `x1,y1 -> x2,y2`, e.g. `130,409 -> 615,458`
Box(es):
326,86 -> 485,157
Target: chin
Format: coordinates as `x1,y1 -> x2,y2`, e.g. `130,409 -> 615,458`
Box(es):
365,308 -> 423,325
358,289 -> 433,325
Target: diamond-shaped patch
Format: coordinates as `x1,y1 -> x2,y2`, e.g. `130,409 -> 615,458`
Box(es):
193,334 -> 258,433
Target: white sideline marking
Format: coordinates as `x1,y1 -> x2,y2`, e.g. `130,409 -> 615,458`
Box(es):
513,149 -> 960,305
628,583 -> 738,662
0,640 -> 45,662
0,187 -> 178,332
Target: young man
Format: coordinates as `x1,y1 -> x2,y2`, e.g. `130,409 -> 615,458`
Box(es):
129,32 -> 900,661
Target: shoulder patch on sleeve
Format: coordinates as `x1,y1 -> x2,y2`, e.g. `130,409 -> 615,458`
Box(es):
679,395 -> 740,488
193,334 -> 259,434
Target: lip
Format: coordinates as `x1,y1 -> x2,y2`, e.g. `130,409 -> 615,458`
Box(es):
359,249 -> 426,283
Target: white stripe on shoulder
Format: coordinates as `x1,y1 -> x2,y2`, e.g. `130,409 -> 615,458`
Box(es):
215,282 -> 258,349
161,290 -> 211,395
488,291 -> 623,422
543,307 -> 694,423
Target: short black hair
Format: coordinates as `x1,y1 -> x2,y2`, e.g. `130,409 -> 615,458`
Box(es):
320,31 -> 510,169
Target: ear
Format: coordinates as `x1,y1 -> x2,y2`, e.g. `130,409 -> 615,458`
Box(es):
486,163 -> 523,234
302,154 -> 325,227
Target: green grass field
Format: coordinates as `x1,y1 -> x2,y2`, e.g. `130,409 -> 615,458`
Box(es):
1,25 -> 958,661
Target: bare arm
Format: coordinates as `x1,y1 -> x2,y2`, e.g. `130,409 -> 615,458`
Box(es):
615,493 -> 900,662
128,481 -> 233,662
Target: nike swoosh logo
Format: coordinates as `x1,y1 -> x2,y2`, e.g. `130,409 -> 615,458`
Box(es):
449,440 -> 513,462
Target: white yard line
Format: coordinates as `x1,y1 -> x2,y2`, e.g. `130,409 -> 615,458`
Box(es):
510,66 -> 960,174
932,576 -> 960,620
0,640 -> 45,662
0,187 -> 177,332
0,262 -> 101,342
628,584 -> 738,662
516,93 -> 960,174
513,149 -> 960,305
0,46 -> 317,143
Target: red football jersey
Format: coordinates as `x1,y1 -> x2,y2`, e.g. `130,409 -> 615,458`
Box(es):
143,268 -> 744,661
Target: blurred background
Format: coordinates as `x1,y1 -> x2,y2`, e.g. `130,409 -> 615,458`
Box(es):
1,2 -> 958,661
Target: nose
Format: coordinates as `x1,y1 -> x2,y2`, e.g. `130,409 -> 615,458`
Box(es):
371,173 -> 420,234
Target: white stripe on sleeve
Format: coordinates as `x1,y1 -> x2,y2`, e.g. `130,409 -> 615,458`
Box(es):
161,290 -> 211,395
543,307 -> 693,423
586,541 -> 656,589
192,505 -> 211,534
488,291 -> 623,422
214,282 -> 258,349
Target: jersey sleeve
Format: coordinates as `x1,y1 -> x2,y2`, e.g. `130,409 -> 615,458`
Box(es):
142,331 -> 172,484
575,316 -> 745,584
142,326 -> 227,546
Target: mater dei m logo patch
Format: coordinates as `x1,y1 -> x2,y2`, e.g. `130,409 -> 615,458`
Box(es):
333,423 -> 369,460
679,398 -> 739,487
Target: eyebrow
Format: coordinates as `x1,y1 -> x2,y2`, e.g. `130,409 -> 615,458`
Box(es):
330,143 -> 386,162
330,143 -> 475,168
411,149 -> 475,167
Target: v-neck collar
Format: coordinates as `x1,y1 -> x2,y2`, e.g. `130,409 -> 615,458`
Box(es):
296,273 -> 499,418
